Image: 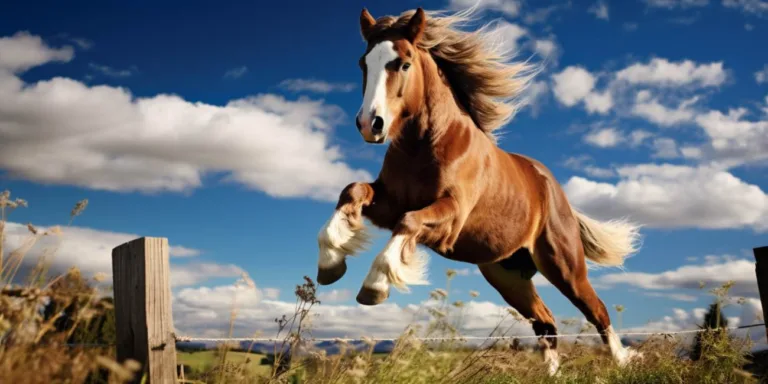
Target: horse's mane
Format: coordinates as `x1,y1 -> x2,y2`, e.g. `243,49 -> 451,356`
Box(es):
366,7 -> 539,142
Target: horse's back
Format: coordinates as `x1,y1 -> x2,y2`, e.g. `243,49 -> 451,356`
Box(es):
441,148 -> 554,263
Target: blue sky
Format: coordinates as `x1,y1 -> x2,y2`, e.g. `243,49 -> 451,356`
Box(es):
1,0 -> 766,339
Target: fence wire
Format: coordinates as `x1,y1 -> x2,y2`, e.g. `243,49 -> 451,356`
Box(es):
172,322 -> 765,344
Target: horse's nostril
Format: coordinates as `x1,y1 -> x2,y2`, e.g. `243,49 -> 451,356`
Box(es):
355,117 -> 362,131
372,116 -> 384,134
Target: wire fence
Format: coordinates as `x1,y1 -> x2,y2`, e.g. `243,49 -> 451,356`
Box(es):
172,322 -> 766,344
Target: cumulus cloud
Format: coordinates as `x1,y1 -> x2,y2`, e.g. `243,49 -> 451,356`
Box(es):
584,90 -> 614,114
551,66 -> 597,106
551,66 -> 613,114
563,155 -> 616,178
317,289 -> 353,303
690,106 -> 768,167
614,58 -> 727,88
278,79 -> 356,94
0,31 -> 74,73
533,39 -> 557,60
723,0 -> 768,18
756,65 -> 768,83
583,127 -> 623,148
486,21 -> 528,54
0,32 -> 371,202
171,263 -> 246,287
630,90 -> 699,127
169,246 -> 202,258
588,1 -> 610,19
0,221 -> 237,287
651,137 -> 680,158
173,282 -> 536,339
563,164 -> 768,231
598,255 -> 758,298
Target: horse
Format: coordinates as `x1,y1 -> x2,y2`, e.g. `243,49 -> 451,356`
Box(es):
315,7 -> 643,375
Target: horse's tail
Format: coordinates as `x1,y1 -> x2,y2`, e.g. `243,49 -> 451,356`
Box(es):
572,209 -> 642,267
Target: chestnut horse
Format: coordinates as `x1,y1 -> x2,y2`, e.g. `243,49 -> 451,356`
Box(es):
316,7 -> 642,374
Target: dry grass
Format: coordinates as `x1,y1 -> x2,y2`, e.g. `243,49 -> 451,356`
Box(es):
0,189 -> 761,383
0,190 -> 140,383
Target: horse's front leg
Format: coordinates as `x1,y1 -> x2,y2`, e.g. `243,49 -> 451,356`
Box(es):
357,196 -> 461,305
316,182 -> 376,285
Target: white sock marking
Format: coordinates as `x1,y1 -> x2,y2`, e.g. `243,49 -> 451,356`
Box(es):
317,210 -> 369,270
605,325 -> 642,366
543,348 -> 560,376
362,234 -> 429,294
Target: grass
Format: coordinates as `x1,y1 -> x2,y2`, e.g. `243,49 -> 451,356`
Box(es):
0,188 -> 763,383
178,351 -> 271,378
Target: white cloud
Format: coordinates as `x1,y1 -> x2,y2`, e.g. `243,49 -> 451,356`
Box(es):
0,31 -> 74,73
584,127 -> 623,148
563,164 -> 768,231
693,106 -> 768,167
643,292 -> 699,302
722,0 -> 768,18
651,137 -> 680,158
615,58 -> 727,88
630,90 -> 699,127
755,64 -> 768,84
171,263 -> 246,287
223,66 -> 248,79
448,0 -> 522,17
88,63 -> 134,78
588,1 -> 610,20
169,246 -> 202,258
317,289 -> 353,303
584,90 -> 614,114
533,39 -> 557,59
1,221 -> 238,287
643,0 -> 709,8
629,129 -> 654,147
0,32 -> 370,202
551,66 -> 596,107
263,288 -> 281,300
522,4 -> 569,24
486,21 -> 528,54
173,282 -> 536,340
563,155 -> 616,178
278,79 -> 356,93
598,256 -> 758,298
523,80 -> 549,115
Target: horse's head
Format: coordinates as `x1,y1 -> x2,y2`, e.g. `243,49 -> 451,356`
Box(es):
355,7 -> 427,144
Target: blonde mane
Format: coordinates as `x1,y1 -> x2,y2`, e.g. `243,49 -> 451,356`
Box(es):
366,7 -> 540,141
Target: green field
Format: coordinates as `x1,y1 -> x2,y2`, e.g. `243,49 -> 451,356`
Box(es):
177,351 -> 272,377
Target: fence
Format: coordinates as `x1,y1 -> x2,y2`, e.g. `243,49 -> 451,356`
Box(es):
110,237 -> 768,383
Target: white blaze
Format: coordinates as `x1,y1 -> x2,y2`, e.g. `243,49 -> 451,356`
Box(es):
359,41 -> 398,139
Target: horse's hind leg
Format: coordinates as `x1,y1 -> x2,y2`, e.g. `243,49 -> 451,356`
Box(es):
478,262 -> 561,376
532,227 -> 642,367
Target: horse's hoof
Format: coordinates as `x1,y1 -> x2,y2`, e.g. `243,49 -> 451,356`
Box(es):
356,286 -> 389,305
317,261 -> 347,285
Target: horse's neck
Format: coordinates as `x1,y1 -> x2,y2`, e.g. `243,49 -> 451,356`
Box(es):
394,54 -> 470,154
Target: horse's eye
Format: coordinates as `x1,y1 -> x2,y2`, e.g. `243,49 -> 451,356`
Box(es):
402,62 -> 411,71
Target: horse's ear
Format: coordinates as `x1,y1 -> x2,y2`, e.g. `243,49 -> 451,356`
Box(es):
360,8 -> 376,41
405,7 -> 426,44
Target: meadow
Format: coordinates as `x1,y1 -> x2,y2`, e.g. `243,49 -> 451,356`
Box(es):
0,189 -> 763,383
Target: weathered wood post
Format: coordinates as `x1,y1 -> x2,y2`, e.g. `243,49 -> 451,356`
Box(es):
753,246 -> 768,340
112,237 -> 177,384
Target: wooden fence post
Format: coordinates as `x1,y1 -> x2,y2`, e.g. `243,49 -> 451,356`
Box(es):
754,246 -> 768,340
112,237 -> 177,384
